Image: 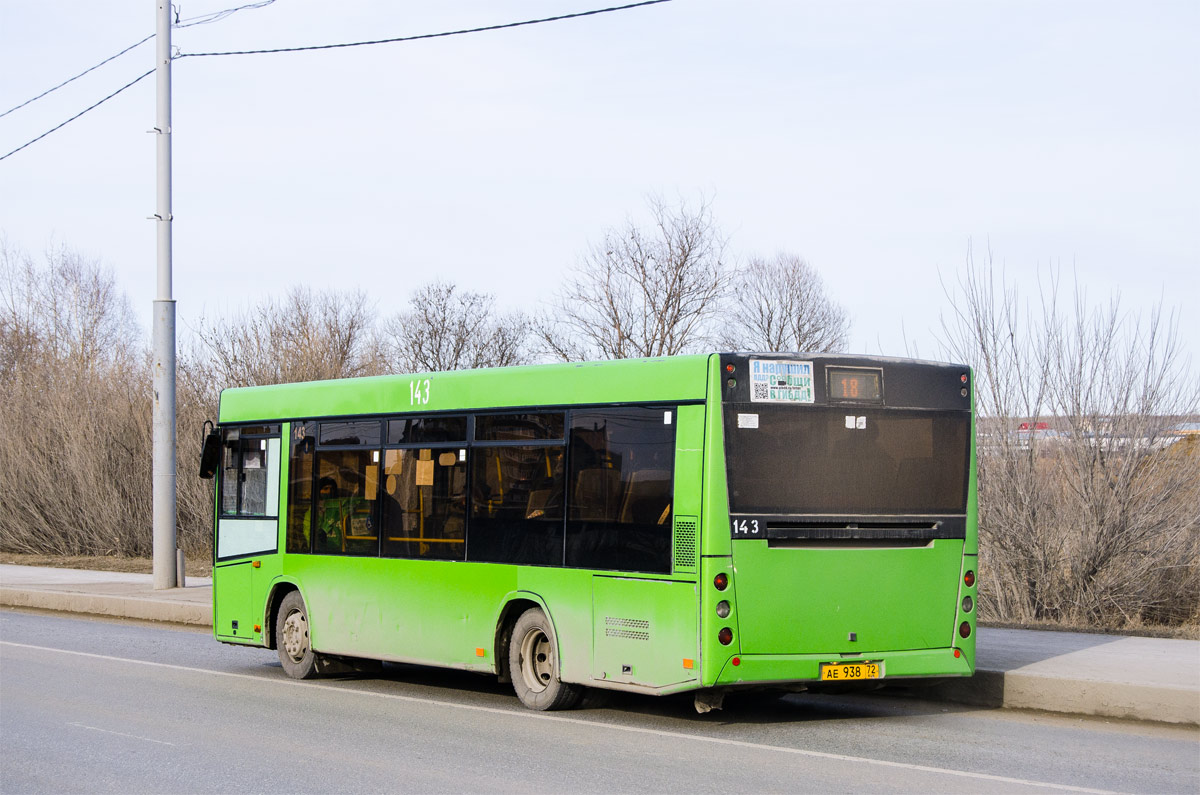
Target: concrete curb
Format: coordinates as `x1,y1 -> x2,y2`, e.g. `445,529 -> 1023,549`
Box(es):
0,587 -> 213,626
922,670 -> 1200,726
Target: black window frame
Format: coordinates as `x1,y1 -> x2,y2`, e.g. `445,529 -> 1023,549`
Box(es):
565,406 -> 677,574
217,424 -> 281,520
309,422 -> 384,558
278,405 -> 681,574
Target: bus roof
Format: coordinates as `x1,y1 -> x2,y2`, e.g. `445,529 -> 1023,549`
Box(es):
217,354 -> 715,423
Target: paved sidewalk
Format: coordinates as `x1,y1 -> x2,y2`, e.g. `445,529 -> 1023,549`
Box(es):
1,564 -> 1197,725
0,564 -> 212,626
929,626 -> 1200,726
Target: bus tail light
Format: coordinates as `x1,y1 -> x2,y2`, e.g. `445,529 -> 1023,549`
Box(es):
732,656 -> 740,666
962,596 -> 973,613
959,621 -> 972,639
716,600 -> 731,618
714,572 -> 728,591
964,570 -> 975,588
718,627 -> 734,645
954,648 -> 961,658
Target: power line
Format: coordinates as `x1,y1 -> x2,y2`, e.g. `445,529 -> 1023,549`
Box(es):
0,69 -> 154,162
0,0 -> 674,163
175,0 -> 278,29
179,0 -> 673,58
0,34 -> 154,120
0,1 -> 281,119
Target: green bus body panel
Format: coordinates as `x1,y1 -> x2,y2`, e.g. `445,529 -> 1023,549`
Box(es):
592,576 -> 698,688
217,356 -> 711,423
731,539 -> 964,655
673,404 -> 706,564
285,556 -> 514,671
700,356 -> 732,559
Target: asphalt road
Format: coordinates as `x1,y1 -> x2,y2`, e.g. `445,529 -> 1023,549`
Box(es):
1,609 -> 1196,794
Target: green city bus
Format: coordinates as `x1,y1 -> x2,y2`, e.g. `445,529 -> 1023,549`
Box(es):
201,353 -> 977,711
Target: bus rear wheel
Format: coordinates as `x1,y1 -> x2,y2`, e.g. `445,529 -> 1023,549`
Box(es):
277,591 -> 319,679
509,607 -> 582,711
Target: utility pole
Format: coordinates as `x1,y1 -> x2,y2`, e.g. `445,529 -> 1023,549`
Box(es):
152,0 -> 178,590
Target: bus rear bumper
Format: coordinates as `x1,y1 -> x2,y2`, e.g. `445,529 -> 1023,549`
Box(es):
713,647 -> 974,687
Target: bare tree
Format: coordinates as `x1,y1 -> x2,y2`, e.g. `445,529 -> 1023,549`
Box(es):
1,238 -> 138,379
536,195 -> 732,360
721,253 -> 850,352
939,245 -> 1199,629
190,286 -> 381,387
380,281 -> 531,372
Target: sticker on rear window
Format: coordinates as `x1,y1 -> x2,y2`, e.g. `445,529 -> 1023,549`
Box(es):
737,413 -> 759,428
750,359 -> 814,403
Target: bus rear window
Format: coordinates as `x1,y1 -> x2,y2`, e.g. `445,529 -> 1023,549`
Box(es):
724,405 -> 969,515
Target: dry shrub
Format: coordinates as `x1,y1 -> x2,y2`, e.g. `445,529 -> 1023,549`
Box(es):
942,248 -> 1199,630
0,242 -> 153,556
190,286 -> 381,387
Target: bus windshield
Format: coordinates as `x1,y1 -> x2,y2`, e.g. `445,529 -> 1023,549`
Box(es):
723,405 -> 970,516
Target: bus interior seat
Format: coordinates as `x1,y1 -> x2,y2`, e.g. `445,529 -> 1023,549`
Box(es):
618,469 -> 671,525
572,468 -> 622,520
525,489 -> 552,519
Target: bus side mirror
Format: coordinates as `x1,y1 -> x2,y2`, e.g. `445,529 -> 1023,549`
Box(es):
199,422 -> 220,479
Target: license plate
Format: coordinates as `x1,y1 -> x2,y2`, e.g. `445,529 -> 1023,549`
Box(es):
819,661 -> 881,681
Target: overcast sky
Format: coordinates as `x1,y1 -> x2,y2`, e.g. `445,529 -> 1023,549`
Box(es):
2,0 -> 1196,363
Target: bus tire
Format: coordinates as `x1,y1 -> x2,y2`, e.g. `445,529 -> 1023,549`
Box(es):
509,607 -> 582,711
276,591 -> 320,679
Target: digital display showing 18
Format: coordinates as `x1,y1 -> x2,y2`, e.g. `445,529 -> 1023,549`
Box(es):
828,368 -> 882,402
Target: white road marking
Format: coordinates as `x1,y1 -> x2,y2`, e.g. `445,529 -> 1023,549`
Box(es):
67,721 -> 177,746
3,640 -> 1117,794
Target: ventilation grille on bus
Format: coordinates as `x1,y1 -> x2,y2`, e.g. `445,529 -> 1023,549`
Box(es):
674,515 -> 698,573
605,616 -> 650,641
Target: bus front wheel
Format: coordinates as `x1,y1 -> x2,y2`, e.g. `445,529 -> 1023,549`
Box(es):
509,607 -> 582,710
277,591 -> 319,679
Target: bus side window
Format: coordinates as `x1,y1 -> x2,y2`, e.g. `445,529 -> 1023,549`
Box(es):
312,448 -> 380,557
566,408 -> 676,573
468,443 -> 565,566
380,447 -> 467,561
